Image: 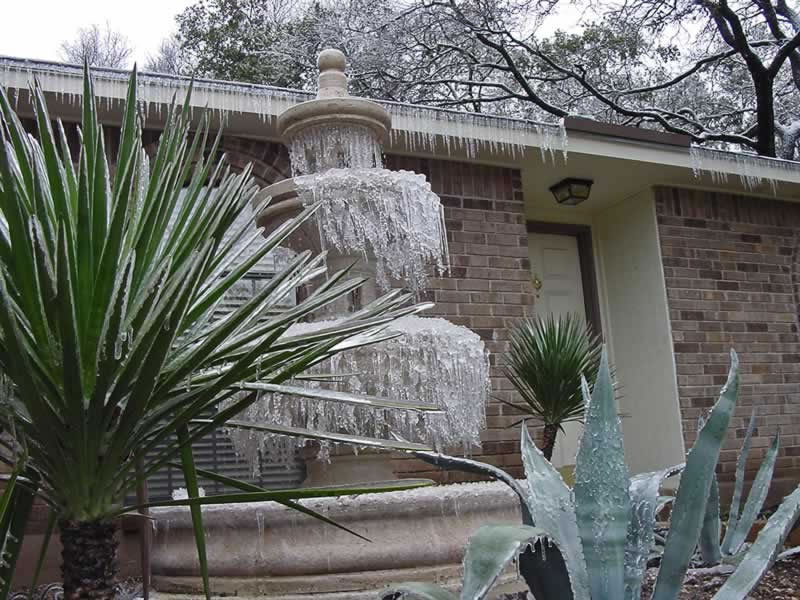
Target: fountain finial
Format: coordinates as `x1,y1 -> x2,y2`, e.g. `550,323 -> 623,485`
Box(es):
317,48 -> 347,99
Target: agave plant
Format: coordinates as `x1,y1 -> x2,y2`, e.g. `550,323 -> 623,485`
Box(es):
383,350 -> 800,600
504,313 -> 601,460
0,68 -> 440,598
698,410 -> 787,566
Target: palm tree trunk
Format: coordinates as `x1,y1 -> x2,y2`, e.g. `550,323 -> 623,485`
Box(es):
541,423 -> 559,461
60,519 -> 117,599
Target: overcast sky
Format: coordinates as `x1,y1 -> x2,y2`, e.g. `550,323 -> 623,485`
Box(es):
1,0 -> 193,65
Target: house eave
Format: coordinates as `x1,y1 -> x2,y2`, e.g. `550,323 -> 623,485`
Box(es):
2,55 -> 799,200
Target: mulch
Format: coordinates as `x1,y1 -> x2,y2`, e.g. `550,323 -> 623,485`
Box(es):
498,553 -> 800,599
639,554 -> 800,599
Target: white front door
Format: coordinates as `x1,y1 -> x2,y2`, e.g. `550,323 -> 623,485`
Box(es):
528,233 -> 588,469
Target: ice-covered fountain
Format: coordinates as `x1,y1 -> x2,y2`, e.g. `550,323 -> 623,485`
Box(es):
150,50 -> 527,598
221,49 -> 489,484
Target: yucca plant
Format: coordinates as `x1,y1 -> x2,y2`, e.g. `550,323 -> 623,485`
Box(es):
504,313 -> 601,460
384,350 -> 800,600
0,68 -> 439,598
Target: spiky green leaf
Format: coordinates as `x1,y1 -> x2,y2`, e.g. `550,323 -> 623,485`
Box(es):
574,349 -> 630,600
652,350 -> 739,600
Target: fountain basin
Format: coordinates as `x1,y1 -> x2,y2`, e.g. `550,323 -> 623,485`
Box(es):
151,480 -> 523,598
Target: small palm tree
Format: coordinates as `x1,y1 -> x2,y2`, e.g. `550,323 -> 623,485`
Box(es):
504,313 -> 602,461
0,70 -> 434,598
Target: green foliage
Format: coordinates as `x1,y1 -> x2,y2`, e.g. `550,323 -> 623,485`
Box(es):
384,350 -> 800,600
699,411 -> 785,566
0,66 -> 436,595
504,313 -> 601,459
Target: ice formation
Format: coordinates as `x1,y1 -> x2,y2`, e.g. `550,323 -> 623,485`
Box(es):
295,168 -> 448,291
0,57 -> 568,163
385,103 -> 569,163
223,315 -> 489,473
288,123 -> 383,175
689,145 -> 799,195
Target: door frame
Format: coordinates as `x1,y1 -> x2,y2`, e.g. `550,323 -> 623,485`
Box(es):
526,220 -> 603,337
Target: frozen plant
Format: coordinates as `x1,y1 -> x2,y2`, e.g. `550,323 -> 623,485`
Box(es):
697,409 -> 794,566
381,350 -> 800,600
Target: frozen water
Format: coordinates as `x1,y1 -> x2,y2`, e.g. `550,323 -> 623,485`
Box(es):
223,315 -> 488,473
171,487 -> 206,500
385,102 -> 568,163
689,145 -> 799,195
0,57 -> 569,163
295,167 -> 448,291
289,124 -> 383,176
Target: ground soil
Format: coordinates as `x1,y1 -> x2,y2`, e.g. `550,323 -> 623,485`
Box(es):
499,553 -> 800,599
639,554 -> 800,599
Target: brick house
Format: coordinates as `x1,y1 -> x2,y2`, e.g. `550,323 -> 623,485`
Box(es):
3,57 -> 800,508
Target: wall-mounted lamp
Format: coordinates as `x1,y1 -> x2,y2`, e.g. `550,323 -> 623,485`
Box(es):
549,178 -> 593,206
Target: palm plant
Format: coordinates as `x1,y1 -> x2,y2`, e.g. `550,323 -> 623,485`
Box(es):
504,313 -> 601,460
0,69 -> 438,598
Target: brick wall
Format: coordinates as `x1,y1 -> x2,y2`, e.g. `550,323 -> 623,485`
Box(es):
385,155 -> 535,482
655,186 -> 800,498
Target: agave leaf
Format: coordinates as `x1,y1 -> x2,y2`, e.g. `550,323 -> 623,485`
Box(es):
520,422 -> 586,599
624,464 -> 684,600
574,349 -> 630,600
697,413 -> 721,566
461,524 -> 553,600
721,410 -> 757,555
711,486 -> 800,599
698,471 -> 722,565
726,432 -> 780,556
379,583 -> 458,600
404,446 -> 531,523
652,350 -> 739,600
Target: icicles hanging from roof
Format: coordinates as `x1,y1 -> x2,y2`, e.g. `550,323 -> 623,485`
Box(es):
385,103 -> 568,163
0,57 -> 312,124
0,56 -> 570,162
689,145 -> 799,195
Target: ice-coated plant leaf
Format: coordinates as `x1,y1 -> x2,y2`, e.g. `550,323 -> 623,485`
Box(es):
520,422 -> 589,598
726,432 -> 780,555
461,524 -> 552,600
624,464 -> 684,600
574,349 -> 630,600
721,410 -> 757,555
652,350 -> 739,600
711,486 -> 800,599
408,448 -> 532,524
378,582 -> 457,600
699,472 -> 722,565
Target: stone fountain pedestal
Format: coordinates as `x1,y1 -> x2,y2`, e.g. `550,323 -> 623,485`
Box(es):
300,445 -> 397,487
150,480 -> 527,599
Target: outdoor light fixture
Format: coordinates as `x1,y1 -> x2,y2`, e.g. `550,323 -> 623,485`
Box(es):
549,177 -> 593,206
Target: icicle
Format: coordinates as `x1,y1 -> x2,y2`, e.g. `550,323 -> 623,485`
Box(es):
689,145 -> 790,194
295,167 -> 448,291
223,315 -> 489,474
